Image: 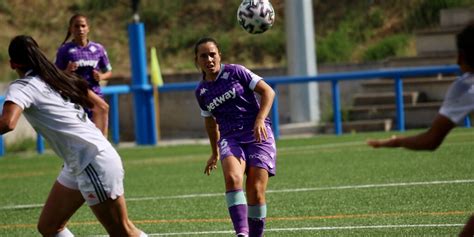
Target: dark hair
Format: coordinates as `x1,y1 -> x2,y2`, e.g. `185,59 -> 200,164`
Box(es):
193,37 -> 221,76
9,35 -> 93,109
193,37 -> 220,62
61,14 -> 88,45
456,22 -> 474,68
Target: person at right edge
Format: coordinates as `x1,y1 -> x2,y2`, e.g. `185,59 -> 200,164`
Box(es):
367,22 -> 474,237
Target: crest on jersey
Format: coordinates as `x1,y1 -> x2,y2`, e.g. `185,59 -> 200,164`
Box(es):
468,85 -> 474,94
222,72 -> 230,79
200,88 -> 208,96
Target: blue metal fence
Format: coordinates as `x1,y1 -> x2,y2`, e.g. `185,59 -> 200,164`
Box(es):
0,64 -> 471,156
262,64 -> 466,138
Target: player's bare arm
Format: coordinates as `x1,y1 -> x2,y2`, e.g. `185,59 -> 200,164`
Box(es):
0,101 -> 23,134
93,70 -> 112,82
204,116 -> 219,175
367,114 -> 455,150
66,61 -> 78,73
253,80 -> 275,142
88,90 -> 109,136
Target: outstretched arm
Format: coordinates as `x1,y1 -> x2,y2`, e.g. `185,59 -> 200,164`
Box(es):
367,114 -> 456,151
0,102 -> 23,135
253,80 -> 275,142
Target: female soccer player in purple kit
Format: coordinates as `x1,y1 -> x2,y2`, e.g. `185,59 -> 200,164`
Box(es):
55,14 -> 111,134
194,37 -> 277,237
367,22 -> 474,237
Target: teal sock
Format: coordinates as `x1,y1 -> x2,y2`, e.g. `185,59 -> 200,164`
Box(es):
226,190 -> 249,235
248,204 -> 266,237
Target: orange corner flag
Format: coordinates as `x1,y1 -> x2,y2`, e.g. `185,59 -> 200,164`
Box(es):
150,47 -> 164,87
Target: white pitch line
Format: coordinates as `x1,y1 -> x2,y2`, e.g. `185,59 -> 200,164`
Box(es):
265,179 -> 474,194
0,203 -> 44,210
279,141 -> 365,151
141,223 -> 464,236
128,193 -> 222,201
2,179 -> 474,211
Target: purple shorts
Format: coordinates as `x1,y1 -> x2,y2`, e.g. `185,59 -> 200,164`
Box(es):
218,125 -> 277,176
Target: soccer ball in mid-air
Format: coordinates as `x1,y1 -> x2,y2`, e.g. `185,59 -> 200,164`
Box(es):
237,0 -> 275,34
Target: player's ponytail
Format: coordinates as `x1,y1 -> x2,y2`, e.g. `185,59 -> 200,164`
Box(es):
9,35 -> 93,109
61,32 -> 71,46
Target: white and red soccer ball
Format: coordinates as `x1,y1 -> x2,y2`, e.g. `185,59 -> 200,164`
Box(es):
237,0 -> 275,34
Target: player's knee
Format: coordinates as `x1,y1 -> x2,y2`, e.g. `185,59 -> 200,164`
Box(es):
224,173 -> 243,189
246,187 -> 266,203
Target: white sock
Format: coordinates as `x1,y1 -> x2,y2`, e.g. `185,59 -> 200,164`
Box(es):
55,227 -> 74,237
139,230 -> 148,237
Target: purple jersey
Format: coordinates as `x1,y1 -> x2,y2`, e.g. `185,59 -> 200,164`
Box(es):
55,41 -> 111,96
195,64 -> 271,136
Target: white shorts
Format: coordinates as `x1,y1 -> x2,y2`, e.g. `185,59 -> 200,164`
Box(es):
57,146 -> 125,206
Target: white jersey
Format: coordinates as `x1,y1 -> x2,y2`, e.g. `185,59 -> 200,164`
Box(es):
4,72 -> 110,175
439,72 -> 474,124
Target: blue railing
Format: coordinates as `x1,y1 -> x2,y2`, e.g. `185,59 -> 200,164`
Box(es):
0,64 -> 471,156
263,64 -> 466,138
102,85 -> 132,144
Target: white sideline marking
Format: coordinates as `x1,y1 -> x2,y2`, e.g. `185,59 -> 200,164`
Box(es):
280,141 -> 365,151
0,203 -> 44,209
266,179 -> 474,194
2,179 -> 474,210
140,223 -> 464,236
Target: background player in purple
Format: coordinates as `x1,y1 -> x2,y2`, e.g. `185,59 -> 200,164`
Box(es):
55,14 -> 111,134
367,22 -> 474,237
194,37 -> 276,237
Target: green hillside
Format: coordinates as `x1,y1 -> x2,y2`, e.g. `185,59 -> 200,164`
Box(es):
0,0 -> 473,82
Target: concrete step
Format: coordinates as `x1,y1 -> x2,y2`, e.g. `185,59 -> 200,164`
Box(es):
415,26 -> 463,56
348,102 -> 441,128
279,122 -> 320,136
386,53 -> 457,67
353,91 -> 427,106
279,119 -> 393,136
361,77 -> 455,101
440,8 -> 474,28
